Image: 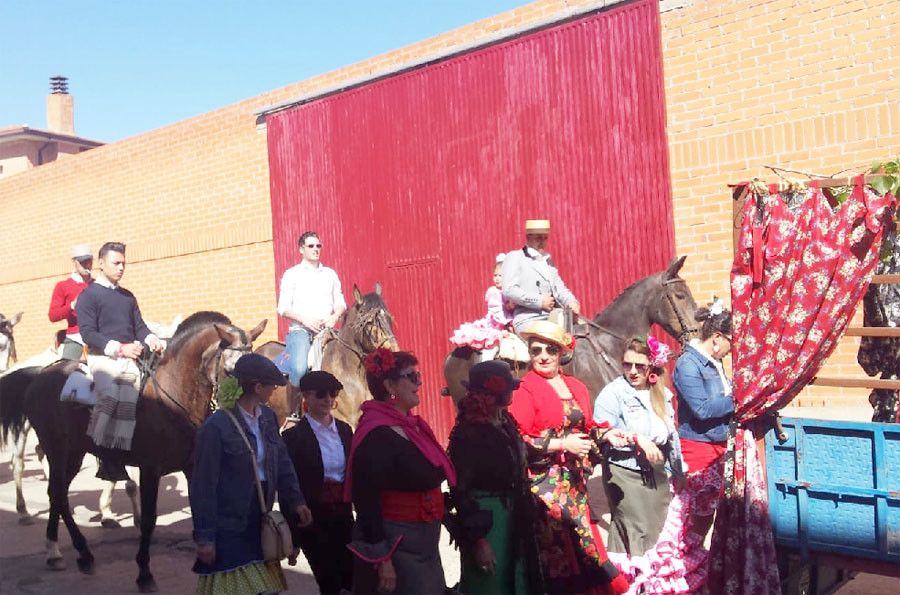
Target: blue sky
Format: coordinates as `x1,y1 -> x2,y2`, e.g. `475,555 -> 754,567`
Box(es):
1,1 -> 524,142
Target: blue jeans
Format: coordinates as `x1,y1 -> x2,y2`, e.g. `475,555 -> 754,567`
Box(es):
285,328 -> 312,387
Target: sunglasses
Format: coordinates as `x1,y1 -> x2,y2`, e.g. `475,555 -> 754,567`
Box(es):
398,370 -> 422,384
529,344 -> 561,357
622,361 -> 649,374
304,243 -> 322,249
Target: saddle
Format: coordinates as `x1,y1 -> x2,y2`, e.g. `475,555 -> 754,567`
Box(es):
60,364 -> 96,406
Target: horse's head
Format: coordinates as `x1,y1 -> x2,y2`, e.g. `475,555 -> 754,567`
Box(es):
345,282 -> 399,353
648,256 -> 699,345
208,320 -> 268,381
0,311 -> 23,369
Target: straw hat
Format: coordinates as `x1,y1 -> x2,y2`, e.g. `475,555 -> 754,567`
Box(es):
520,320 -> 575,351
525,219 -> 550,233
71,245 -> 93,260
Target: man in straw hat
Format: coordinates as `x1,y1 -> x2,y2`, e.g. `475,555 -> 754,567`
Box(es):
501,219 -> 581,332
48,244 -> 95,361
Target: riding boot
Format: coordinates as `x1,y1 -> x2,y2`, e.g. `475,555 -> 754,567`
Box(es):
96,455 -> 129,482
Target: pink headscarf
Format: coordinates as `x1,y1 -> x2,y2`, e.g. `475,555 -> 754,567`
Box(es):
343,399 -> 457,501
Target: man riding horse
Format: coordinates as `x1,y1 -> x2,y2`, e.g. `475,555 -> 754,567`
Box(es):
502,218 -> 581,332
76,242 -> 163,481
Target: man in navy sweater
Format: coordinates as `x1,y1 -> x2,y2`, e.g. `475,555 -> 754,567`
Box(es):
77,242 -> 162,478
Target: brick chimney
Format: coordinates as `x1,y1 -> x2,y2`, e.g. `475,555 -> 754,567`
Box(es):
46,75 -> 74,135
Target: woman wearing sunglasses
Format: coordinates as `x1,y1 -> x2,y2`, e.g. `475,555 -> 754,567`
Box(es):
508,320 -> 631,594
344,348 -> 455,594
592,337 -> 684,556
281,371 -> 353,595
613,301 -> 734,592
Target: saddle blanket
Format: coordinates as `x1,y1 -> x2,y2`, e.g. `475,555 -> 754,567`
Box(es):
85,356 -> 142,451
60,366 -> 96,406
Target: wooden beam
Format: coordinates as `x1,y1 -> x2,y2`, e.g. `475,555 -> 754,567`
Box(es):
811,377 -> 900,390
844,327 -> 900,338
872,274 -> 900,284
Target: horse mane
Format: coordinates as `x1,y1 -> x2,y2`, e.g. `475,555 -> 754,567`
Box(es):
593,272 -> 662,322
166,311 -> 232,356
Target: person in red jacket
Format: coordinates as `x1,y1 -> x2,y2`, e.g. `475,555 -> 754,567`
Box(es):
48,244 -> 94,361
508,320 -> 631,595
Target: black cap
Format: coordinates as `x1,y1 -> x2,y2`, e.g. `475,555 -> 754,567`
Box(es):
463,360 -> 521,396
298,371 -> 344,393
233,353 -> 287,386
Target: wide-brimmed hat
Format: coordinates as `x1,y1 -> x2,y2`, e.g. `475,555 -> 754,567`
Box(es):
525,219 -> 550,233
520,320 -> 575,352
298,370 -> 343,394
233,353 -> 287,386
463,360 -> 521,396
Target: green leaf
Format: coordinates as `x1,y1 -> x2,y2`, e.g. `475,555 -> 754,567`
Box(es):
871,161 -> 883,174
871,175 -> 893,195
834,189 -> 851,205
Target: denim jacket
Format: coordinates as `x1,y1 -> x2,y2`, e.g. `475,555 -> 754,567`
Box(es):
673,345 -> 734,443
190,406 -> 305,545
593,375 -> 683,476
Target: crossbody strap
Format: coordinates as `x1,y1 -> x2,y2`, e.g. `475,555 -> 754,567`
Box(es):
223,408 -> 267,515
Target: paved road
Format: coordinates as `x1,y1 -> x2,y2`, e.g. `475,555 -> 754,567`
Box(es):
1,427 -> 894,594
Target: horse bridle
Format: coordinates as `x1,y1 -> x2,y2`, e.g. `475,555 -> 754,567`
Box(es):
663,277 -> 699,345
336,307 -> 396,365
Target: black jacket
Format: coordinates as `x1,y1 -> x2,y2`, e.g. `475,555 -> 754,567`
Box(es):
281,416 -> 352,507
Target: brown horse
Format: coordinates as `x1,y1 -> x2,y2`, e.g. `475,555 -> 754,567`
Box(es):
443,256 -> 698,407
0,311 -> 265,592
260,283 -> 398,428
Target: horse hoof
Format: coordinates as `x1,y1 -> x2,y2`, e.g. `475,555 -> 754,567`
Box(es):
18,515 -> 35,526
137,577 -> 158,593
101,517 -> 121,529
77,557 -> 95,575
46,557 -> 66,571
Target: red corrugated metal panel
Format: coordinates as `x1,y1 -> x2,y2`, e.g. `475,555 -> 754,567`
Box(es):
266,0 -> 673,443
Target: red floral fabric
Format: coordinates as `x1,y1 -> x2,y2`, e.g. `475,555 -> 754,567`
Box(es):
706,178 -> 896,594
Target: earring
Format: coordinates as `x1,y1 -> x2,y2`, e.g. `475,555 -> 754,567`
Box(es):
648,373 -> 659,385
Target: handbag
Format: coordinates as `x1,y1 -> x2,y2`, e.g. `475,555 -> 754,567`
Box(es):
223,409 -> 293,562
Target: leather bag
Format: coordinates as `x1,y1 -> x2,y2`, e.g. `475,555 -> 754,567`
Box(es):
224,409 -> 293,562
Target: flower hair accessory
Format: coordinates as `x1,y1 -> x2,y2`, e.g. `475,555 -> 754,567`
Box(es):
646,335 -> 672,368
364,347 -> 397,377
216,376 -> 243,410
709,297 -> 725,316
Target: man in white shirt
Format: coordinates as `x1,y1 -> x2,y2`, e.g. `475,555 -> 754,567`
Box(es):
502,219 -> 581,332
277,231 -> 347,410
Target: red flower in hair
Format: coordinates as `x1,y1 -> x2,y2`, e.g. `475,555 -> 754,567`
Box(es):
484,375 -> 508,395
364,347 -> 396,377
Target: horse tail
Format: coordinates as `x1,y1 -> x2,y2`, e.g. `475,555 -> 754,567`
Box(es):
0,367 -> 40,446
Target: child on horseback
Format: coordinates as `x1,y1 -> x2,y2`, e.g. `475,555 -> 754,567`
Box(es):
449,254 -> 513,355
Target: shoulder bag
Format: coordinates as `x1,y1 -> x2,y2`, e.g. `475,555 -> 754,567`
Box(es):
223,409 -> 293,562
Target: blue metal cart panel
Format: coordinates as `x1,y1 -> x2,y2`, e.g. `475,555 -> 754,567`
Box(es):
766,418 -> 900,564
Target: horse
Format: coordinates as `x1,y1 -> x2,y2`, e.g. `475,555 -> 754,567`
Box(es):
261,283 -> 398,428
443,256 -> 699,407
0,311 -> 23,372
2,315 -> 183,527
0,310 -> 265,592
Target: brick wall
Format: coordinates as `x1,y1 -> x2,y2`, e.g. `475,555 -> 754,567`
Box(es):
660,0 -> 899,406
1,0 -> 896,409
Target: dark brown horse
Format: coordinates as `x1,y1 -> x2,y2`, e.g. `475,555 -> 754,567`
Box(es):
0,311 -> 265,592
260,283 -> 398,428
443,256 -> 698,407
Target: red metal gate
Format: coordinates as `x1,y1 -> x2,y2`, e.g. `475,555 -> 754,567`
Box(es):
265,0 -> 674,443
